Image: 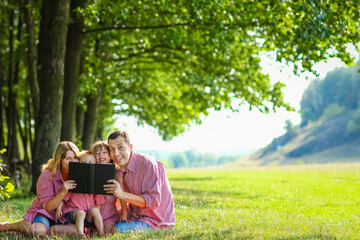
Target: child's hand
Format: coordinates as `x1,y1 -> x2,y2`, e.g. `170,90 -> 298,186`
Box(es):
61,180 -> 76,193
55,208 -> 63,220
119,215 -> 128,223
120,211 -> 128,222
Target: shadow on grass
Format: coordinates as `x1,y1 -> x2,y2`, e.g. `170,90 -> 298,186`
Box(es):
277,234 -> 341,240
109,228 -> 248,240
172,187 -> 262,209
169,177 -> 215,181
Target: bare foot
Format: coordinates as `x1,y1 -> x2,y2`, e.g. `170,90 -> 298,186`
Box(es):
77,232 -> 87,238
111,226 -> 118,234
0,222 -> 10,232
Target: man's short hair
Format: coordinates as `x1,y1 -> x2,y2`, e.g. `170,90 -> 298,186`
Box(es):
108,130 -> 131,145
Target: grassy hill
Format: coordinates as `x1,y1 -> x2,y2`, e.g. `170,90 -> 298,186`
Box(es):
231,110 -> 360,167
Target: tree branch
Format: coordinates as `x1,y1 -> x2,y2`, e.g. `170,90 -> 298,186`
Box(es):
84,22 -> 193,34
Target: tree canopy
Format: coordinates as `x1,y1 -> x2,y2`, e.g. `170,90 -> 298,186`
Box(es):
1,0 -> 360,191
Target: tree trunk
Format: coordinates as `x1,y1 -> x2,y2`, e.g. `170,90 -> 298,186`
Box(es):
24,0 -> 39,120
6,7 -> 20,175
76,105 -> 85,141
31,0 -> 70,192
81,84 -> 105,149
25,97 -> 32,173
0,60 -> 4,149
61,0 -> 87,142
23,0 -> 37,173
10,0 -> 24,175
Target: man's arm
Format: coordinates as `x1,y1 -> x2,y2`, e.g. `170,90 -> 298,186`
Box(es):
104,179 -> 146,208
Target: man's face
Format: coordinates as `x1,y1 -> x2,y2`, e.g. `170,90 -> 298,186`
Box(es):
108,136 -> 132,167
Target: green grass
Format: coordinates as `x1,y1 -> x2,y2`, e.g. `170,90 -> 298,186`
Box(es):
1,163 -> 360,239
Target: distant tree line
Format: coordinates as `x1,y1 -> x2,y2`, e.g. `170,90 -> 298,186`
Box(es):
300,65 -> 360,126
165,149 -> 239,168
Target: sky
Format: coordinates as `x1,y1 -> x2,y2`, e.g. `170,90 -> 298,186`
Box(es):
115,47 -> 359,155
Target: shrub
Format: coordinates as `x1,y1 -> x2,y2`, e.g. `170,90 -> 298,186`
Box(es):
320,103 -> 345,121
0,149 -> 15,199
347,108 -> 360,135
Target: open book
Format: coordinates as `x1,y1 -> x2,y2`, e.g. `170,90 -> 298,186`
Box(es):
68,162 -> 115,195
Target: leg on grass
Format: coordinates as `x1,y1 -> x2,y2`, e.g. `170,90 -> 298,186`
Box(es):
48,224 -> 77,237
104,223 -> 114,235
74,210 -> 86,237
0,220 -> 48,237
88,207 -> 104,236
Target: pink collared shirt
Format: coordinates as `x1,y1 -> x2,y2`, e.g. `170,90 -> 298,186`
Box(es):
119,151 -> 175,229
23,169 -> 67,223
100,195 -> 119,224
62,193 -> 105,214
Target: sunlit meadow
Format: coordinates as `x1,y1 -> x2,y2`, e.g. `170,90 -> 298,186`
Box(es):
1,163 -> 360,239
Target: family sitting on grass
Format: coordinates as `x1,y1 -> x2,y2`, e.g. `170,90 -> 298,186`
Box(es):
0,130 -> 175,238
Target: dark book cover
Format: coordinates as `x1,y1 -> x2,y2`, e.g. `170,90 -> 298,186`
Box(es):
68,162 -> 115,195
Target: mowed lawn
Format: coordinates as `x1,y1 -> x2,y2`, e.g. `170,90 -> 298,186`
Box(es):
1,163 -> 360,239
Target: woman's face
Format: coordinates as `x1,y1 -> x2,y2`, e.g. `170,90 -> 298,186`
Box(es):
94,147 -> 111,164
61,150 -> 79,174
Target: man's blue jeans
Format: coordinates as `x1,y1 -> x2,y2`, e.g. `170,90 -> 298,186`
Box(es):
115,221 -> 153,233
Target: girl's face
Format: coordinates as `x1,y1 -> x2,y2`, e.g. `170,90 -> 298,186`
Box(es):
94,147 -> 110,164
61,150 -> 79,174
80,154 -> 96,163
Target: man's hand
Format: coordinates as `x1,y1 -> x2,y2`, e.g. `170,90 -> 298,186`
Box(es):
104,179 -> 124,199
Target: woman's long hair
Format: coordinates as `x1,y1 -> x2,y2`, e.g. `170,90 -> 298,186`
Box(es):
41,141 -> 80,176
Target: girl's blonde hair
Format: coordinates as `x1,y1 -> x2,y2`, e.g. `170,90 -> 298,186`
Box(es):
42,141 -> 80,176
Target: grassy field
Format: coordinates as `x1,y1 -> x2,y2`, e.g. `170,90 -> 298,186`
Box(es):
1,162 -> 360,239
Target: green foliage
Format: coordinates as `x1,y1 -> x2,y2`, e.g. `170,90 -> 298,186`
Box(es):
2,0 -> 360,179
262,119 -> 299,156
169,152 -> 188,168
301,65 -> 360,126
81,0 -> 360,140
283,119 -> 298,139
321,103 -> 346,121
76,0 -> 360,140
0,149 -> 15,199
347,106 -> 360,135
169,149 -> 239,168
1,164 -> 360,239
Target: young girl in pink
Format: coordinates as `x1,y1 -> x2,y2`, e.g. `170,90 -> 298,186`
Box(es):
56,151 -> 105,237
90,141 -> 127,234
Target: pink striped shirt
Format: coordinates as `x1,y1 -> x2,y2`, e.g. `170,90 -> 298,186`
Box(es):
62,193 -> 105,214
120,151 -> 175,229
100,195 -> 119,224
23,169 -> 67,223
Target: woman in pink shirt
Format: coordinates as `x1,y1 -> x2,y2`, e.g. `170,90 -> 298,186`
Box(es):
56,151 -> 105,237
90,141 -> 128,234
0,141 -> 79,237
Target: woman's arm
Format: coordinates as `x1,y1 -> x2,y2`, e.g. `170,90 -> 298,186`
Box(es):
44,180 -> 75,212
